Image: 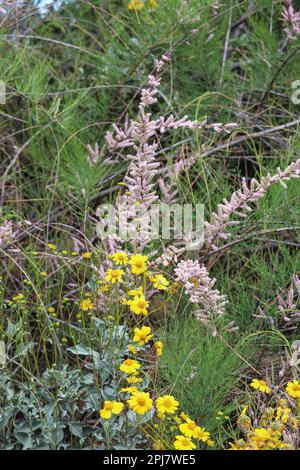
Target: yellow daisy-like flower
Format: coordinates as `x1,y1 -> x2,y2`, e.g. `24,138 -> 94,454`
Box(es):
128,0 -> 145,11
174,435 -> 196,450
255,428 -> 271,439
156,395 -> 179,415
133,326 -> 153,345
105,268 -> 124,284
128,286 -> 144,297
179,419 -> 200,438
82,251 -> 92,259
127,391 -> 153,415
47,243 -> 57,250
127,376 -> 143,384
153,341 -> 163,357
252,428 -> 272,445
99,400 -> 124,419
80,298 -> 94,311
98,284 -> 110,293
120,358 -> 141,375
250,378 -> 271,394
129,254 -> 148,275
286,379 -> 300,398
128,345 -> 137,354
152,274 -> 169,290
194,426 -> 210,442
111,251 -> 128,266
128,294 -> 149,315
47,307 -> 55,314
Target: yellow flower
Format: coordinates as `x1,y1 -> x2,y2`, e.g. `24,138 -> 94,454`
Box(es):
128,345 -> 137,354
80,298 -> 94,311
47,243 -> 57,250
286,379 -> 300,398
105,268 -> 124,284
179,419 -> 200,438
61,250 -> 68,255
194,426 -> 210,442
249,427 -> 286,450
276,406 -> 291,424
252,428 -> 271,442
154,341 -> 163,357
152,274 -> 169,290
111,251 -> 128,266
156,395 -> 179,415
207,439 -> 215,447
154,440 -> 165,450
128,294 -> 149,315
47,307 -> 55,314
250,378 -> 270,394
128,286 -> 143,296
99,400 -> 124,419
127,391 -> 153,415
174,435 -> 196,450
180,411 -> 190,422
82,251 -> 92,259
149,0 -> 158,7
129,254 -> 148,275
120,386 -> 138,394
120,358 -> 141,375
98,284 -> 110,293
128,0 -> 145,11
133,326 -> 153,345
40,271 -> 47,277
127,376 -> 143,384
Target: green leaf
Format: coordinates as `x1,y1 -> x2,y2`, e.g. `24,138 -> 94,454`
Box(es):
68,422 -> 83,438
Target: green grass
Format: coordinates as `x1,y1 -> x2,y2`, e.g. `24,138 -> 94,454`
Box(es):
161,317 -> 247,433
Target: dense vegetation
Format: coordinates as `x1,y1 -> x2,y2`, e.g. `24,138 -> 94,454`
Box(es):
0,0 -> 300,450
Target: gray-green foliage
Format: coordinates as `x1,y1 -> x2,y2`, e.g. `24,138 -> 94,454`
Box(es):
0,367 -> 97,449
0,319 -> 147,450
